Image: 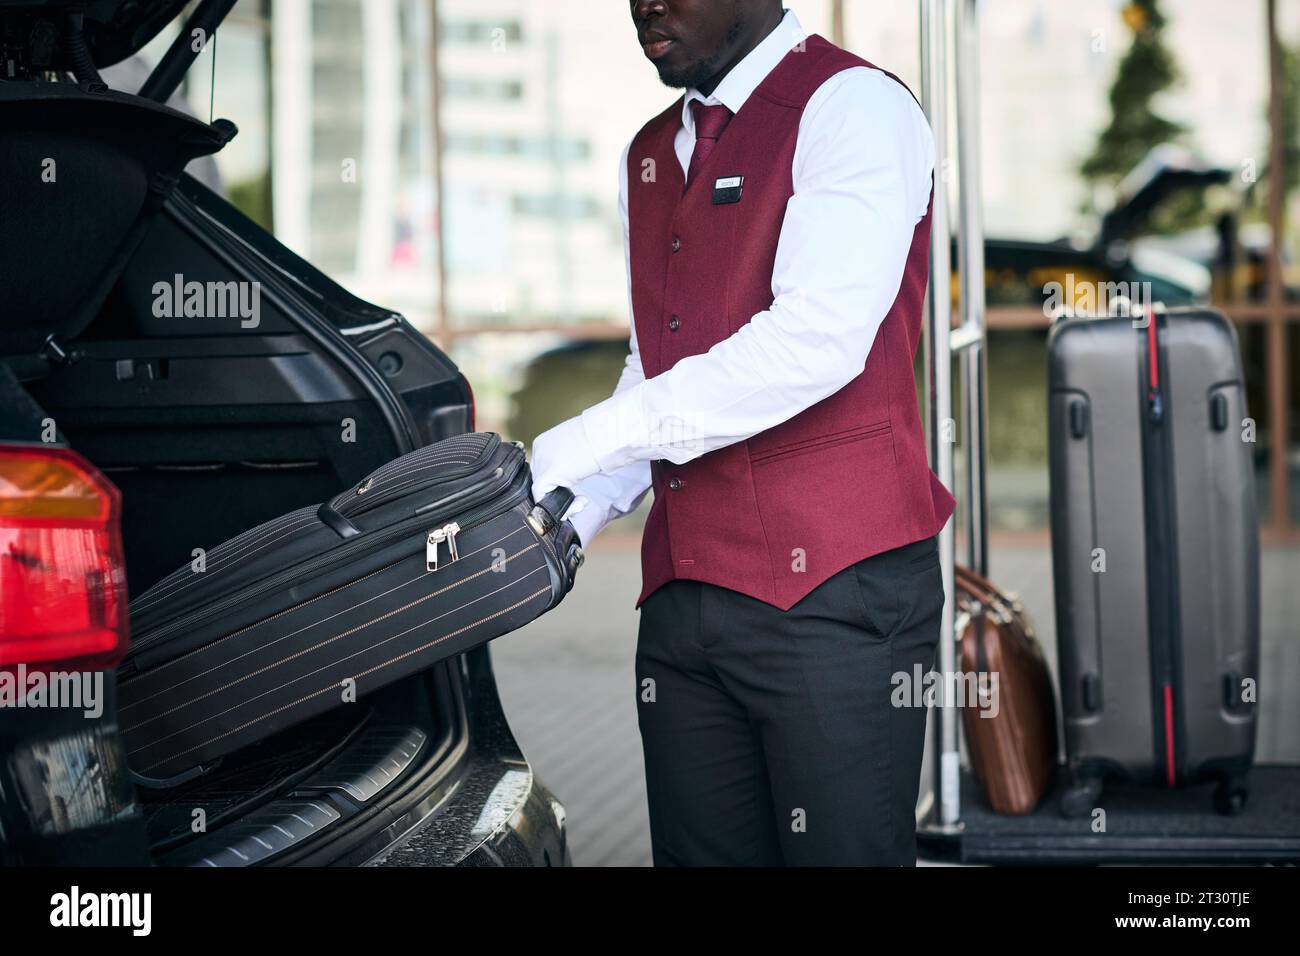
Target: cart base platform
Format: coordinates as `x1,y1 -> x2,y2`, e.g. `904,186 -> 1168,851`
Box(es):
918,764 -> 1300,864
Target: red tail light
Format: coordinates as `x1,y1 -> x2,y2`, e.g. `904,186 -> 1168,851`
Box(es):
0,445 -> 129,671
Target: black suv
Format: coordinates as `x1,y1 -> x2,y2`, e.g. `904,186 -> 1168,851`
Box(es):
0,0 -> 568,866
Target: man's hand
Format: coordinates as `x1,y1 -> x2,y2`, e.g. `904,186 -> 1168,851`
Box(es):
529,415 -> 599,524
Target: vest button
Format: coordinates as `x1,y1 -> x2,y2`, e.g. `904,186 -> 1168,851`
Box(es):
668,315 -> 680,331
671,237 -> 682,253
668,477 -> 683,490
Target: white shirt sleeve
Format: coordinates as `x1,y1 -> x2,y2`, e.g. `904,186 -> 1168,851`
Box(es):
558,140 -> 654,548
575,68 -> 935,473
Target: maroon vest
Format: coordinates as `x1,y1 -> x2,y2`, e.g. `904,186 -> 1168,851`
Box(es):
628,35 -> 954,611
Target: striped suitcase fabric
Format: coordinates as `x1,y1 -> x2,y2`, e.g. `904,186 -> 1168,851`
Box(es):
118,431 -> 579,786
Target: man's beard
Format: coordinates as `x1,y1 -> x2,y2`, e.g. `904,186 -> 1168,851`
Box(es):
656,16 -> 745,90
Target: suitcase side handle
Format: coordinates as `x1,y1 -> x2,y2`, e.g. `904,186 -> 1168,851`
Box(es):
527,487 -> 583,599
317,501 -> 361,539
529,486 -> 576,535
131,759 -> 222,790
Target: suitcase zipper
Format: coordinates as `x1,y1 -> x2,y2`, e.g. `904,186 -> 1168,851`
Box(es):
129,453 -> 529,657
426,522 -> 461,571
1138,309 -> 1182,788
339,434 -> 501,517
134,437 -> 504,619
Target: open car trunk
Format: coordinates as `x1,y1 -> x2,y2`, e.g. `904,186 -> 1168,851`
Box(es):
0,54 -> 234,356
2,0 -> 487,867
11,170 -> 474,860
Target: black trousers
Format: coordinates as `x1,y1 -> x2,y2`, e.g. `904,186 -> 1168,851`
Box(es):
635,534 -> 943,866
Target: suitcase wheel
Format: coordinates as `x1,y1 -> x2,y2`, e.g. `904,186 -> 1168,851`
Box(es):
1213,780 -> 1249,816
1059,774 -> 1104,818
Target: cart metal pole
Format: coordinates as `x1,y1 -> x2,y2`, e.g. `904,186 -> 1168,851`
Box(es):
920,0 -> 961,831
429,0 -> 451,346
955,0 -> 989,577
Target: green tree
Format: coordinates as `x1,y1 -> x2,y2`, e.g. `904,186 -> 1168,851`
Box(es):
229,171 -> 273,233
1081,0 -> 1186,185
1281,43 -> 1300,194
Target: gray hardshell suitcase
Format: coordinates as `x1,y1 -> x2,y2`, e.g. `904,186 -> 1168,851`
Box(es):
1048,307 -> 1259,816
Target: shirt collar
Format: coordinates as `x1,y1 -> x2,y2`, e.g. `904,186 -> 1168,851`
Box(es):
681,9 -> 806,133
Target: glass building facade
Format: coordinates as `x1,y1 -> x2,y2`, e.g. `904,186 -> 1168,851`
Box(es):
128,0 -> 1298,529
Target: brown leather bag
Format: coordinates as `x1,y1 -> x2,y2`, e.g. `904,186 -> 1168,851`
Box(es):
955,565 -> 1058,815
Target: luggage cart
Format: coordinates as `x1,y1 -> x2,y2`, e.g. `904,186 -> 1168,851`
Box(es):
913,0 -> 1300,864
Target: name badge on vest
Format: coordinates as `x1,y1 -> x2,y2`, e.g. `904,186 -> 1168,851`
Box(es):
712,175 -> 744,205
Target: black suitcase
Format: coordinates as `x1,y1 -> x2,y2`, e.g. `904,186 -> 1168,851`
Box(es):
118,431 -> 582,786
1048,307 -> 1259,816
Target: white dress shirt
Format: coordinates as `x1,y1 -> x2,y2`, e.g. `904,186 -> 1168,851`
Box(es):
529,9 -> 935,549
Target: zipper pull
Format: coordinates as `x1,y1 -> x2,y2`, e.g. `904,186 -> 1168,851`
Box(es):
425,522 -> 461,571
1148,390 -> 1164,424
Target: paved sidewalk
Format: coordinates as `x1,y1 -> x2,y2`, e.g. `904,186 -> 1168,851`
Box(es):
491,533 -> 1300,867
491,536 -> 649,866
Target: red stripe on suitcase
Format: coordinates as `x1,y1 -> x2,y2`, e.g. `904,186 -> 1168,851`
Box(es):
1146,307 -> 1159,390
1162,683 -> 1176,787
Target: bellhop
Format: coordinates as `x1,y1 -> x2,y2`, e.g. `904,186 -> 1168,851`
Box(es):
530,1 -> 952,866
624,33 -> 951,611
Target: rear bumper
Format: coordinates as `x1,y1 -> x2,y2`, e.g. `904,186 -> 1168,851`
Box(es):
466,772 -> 570,868
323,648 -> 570,868
365,754 -> 569,867
363,650 -> 570,867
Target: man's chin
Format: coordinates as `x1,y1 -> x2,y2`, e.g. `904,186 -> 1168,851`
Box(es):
653,65 -> 692,90
654,56 -> 712,91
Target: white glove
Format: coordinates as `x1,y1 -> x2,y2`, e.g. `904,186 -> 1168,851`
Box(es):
528,415 -> 598,523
